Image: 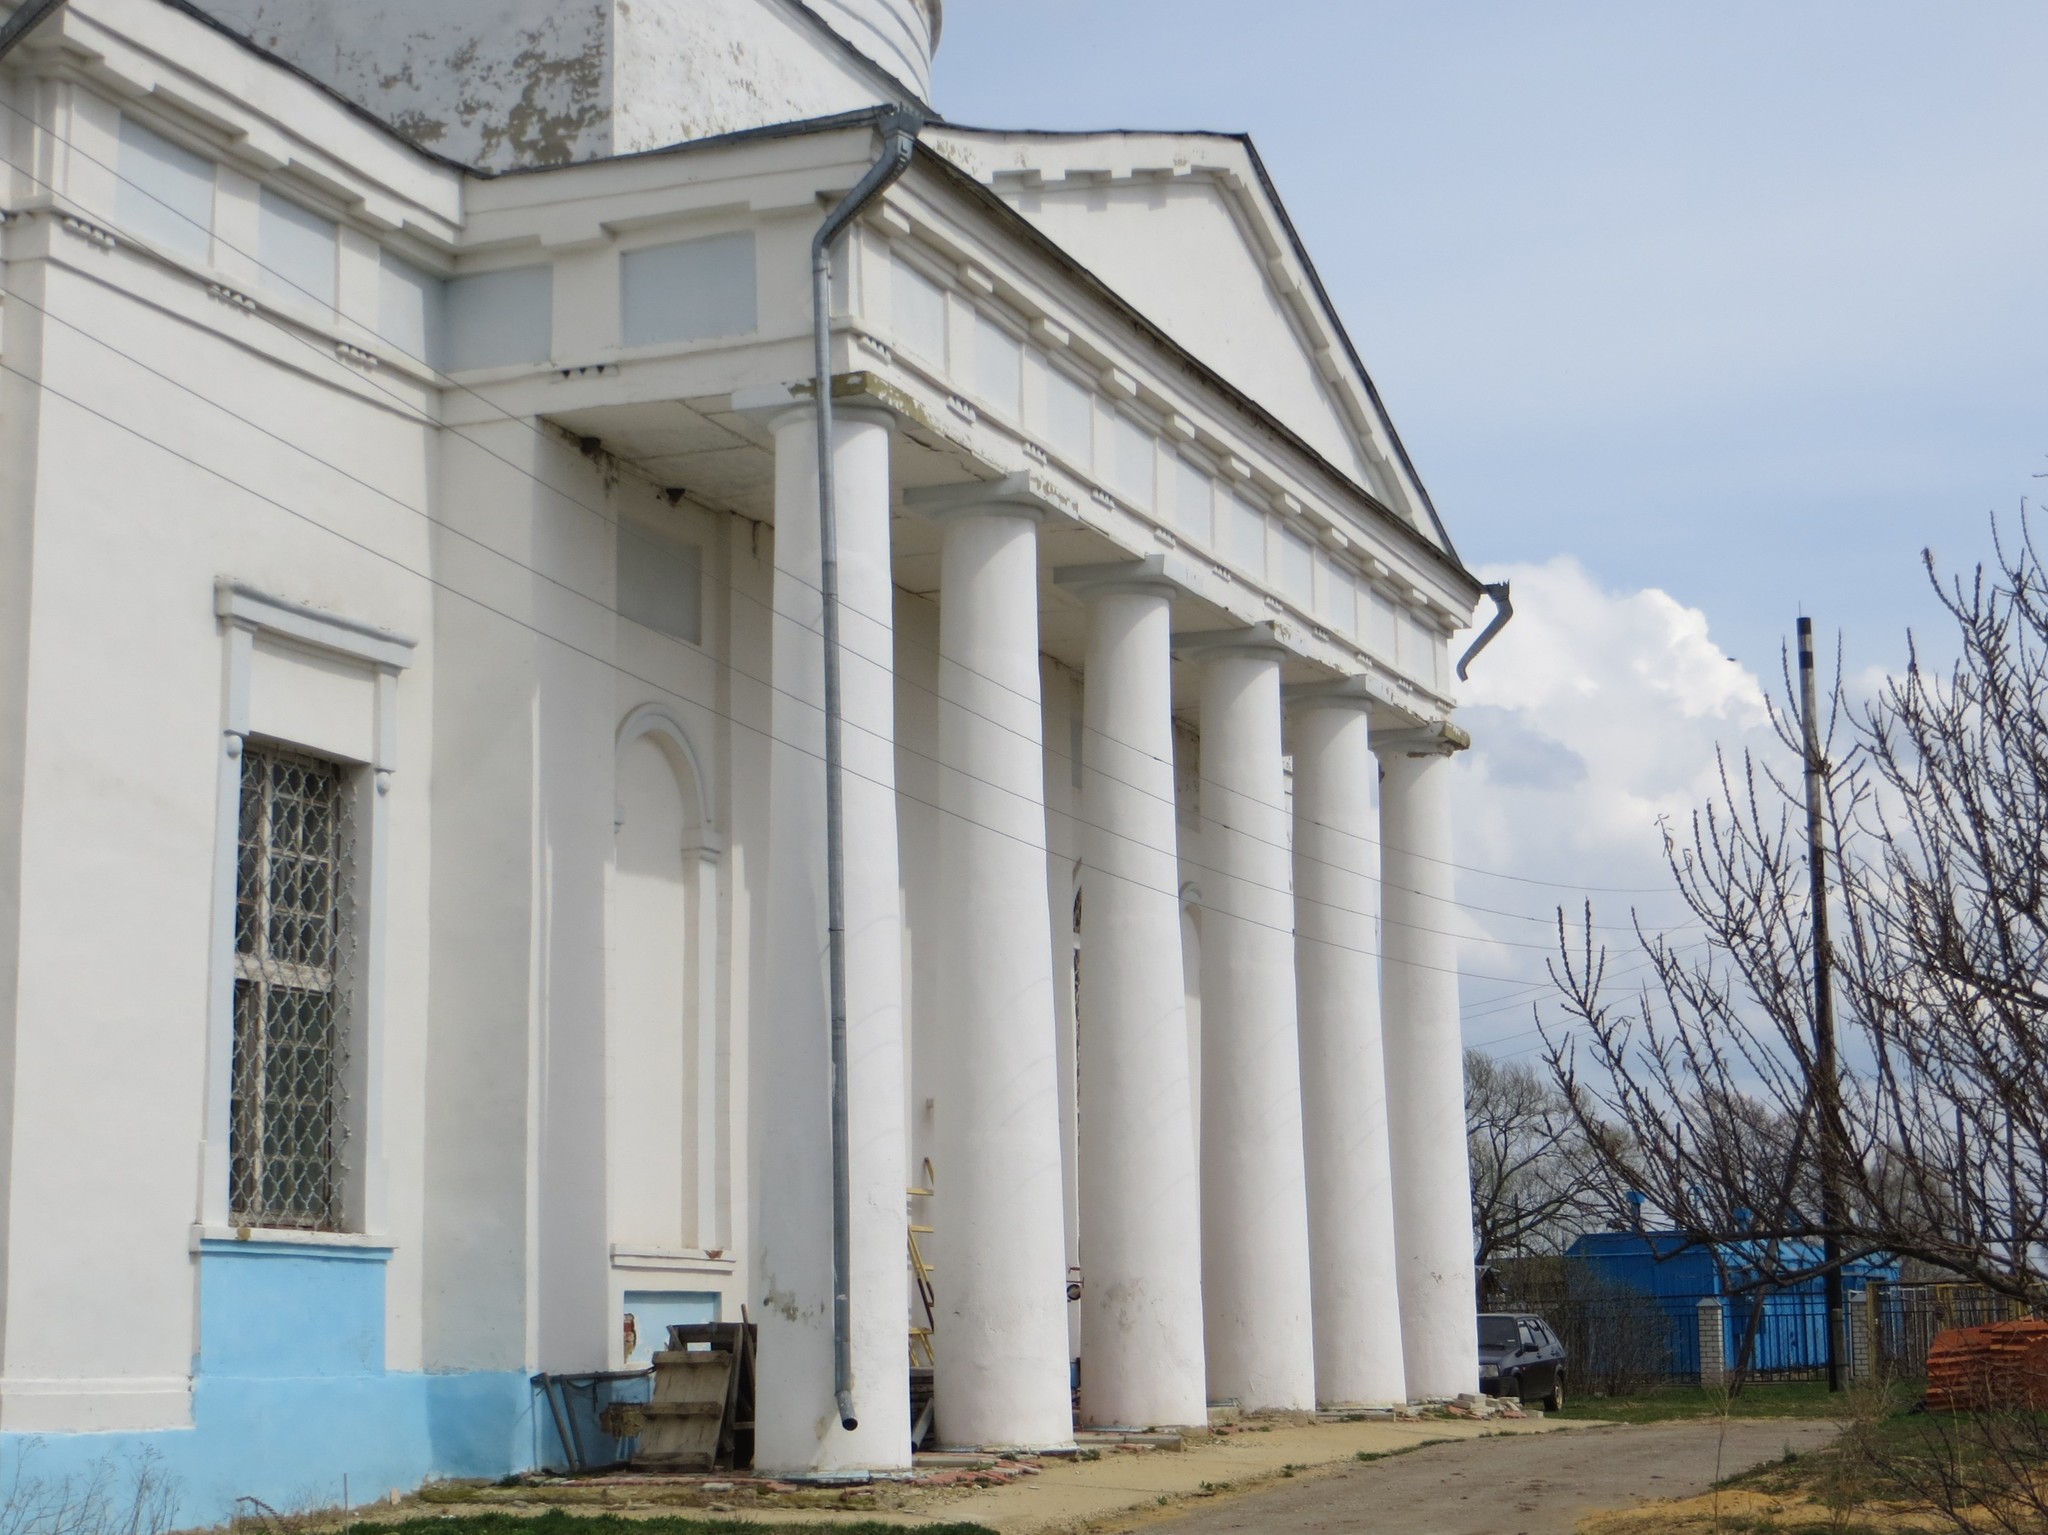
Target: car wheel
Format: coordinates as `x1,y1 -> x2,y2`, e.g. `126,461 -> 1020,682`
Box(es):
1542,1374 -> 1564,1413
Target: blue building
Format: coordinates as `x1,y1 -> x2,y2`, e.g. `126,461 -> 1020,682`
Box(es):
1567,1232 -> 1898,1377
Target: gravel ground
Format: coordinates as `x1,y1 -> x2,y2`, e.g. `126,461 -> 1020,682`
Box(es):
1136,1419 -> 1843,1535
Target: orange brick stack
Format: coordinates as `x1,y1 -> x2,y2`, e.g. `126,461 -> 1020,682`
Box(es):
1925,1319 -> 2048,1412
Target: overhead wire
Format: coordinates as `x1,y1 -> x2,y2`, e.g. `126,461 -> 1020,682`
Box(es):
0,199 -> 1681,959
0,279 -> 1644,966
0,31 -> 1763,1216
0,108 -> 1704,1009
0,348 -> 1603,992
0,99 -> 1698,904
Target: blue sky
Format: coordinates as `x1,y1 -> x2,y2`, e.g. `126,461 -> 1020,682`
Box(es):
933,3 -> 2048,1052
934,0 -> 2048,674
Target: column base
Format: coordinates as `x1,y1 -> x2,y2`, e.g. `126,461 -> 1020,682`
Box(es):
920,1438 -> 1083,1457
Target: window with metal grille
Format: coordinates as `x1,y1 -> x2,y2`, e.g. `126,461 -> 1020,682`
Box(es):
231,745 -> 353,1230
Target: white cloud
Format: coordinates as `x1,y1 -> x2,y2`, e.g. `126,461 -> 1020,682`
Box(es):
1446,558 -> 1778,1056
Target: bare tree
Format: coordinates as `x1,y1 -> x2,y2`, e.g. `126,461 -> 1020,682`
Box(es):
1538,514 -> 2048,1527
1465,1048 -> 1618,1264
1543,518 -> 2048,1299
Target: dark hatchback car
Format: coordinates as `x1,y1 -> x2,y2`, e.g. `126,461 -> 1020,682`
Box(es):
1478,1312 -> 1567,1410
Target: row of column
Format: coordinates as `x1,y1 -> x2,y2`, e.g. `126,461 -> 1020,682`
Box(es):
752,412 -> 1475,1471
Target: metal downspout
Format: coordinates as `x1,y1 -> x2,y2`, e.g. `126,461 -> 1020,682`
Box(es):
810,110 -> 921,1435
1455,581 -> 1514,681
0,0 -> 67,64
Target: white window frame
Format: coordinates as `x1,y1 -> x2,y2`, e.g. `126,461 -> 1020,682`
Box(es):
200,581 -> 414,1242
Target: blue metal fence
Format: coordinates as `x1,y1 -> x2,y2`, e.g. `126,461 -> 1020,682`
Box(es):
1489,1236 -> 1902,1385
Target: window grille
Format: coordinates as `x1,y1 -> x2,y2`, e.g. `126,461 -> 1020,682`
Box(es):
231,745 -> 354,1230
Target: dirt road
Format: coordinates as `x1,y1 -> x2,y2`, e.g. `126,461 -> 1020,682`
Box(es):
1137,1419 -> 1841,1534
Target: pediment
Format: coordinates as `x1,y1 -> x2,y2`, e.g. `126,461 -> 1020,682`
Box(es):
924,127 -> 1451,554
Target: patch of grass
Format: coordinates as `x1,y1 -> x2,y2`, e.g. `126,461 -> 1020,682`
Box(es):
414,1486 -> 484,1505
1352,1437 -> 1457,1464
1552,1381 -> 1849,1424
348,1516 -> 996,1535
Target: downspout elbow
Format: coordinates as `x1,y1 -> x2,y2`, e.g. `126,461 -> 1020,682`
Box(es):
1456,581 -> 1513,681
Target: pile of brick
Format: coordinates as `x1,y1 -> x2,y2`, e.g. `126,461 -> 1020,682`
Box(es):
1925,1318 -> 2048,1412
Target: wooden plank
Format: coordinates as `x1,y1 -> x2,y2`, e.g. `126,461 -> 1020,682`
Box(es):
637,1349 -> 734,1468
641,1401 -> 726,1419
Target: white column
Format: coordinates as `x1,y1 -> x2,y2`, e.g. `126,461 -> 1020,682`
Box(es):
754,407 -> 912,1470
1188,633 -> 1316,1412
907,476 -> 1073,1449
1374,725 -> 1477,1402
1056,560 -> 1208,1429
1290,692 -> 1406,1406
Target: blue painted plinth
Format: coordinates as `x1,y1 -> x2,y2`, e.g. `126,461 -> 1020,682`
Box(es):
0,1242 -> 540,1528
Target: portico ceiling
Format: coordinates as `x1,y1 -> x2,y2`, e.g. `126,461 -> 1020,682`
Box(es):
547,389 -> 1335,706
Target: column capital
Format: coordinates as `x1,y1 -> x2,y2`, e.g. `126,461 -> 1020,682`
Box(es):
905,470 -> 1076,526
730,374 -> 900,434
1172,623 -> 1287,663
1283,681 -> 1378,718
1053,554 -> 1183,602
1370,720 -> 1472,758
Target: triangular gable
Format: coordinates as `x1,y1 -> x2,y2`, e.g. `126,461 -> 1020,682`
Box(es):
924,126 -> 1453,556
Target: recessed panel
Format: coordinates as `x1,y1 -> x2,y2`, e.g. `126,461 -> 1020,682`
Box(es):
621,232 -> 757,348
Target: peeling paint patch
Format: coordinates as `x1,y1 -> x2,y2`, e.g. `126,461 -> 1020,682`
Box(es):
387,110 -> 448,146
191,0 -> 909,167
193,0 -> 612,169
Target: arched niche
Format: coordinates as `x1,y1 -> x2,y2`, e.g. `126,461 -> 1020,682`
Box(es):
607,705 -> 724,1255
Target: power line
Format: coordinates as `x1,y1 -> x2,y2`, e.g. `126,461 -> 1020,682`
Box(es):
0,354 -> 1585,991
0,275 -> 1675,960
0,107 -> 1700,903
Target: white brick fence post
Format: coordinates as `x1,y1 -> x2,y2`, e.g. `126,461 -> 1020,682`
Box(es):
1697,1298 -> 1726,1388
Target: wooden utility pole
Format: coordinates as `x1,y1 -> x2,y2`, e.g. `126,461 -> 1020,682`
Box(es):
1798,616 -> 1847,1391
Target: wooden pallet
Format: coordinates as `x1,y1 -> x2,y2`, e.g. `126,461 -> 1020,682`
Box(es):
629,1320 -> 757,1471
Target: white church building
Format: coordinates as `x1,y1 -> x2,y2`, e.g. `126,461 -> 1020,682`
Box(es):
0,0 -> 1487,1517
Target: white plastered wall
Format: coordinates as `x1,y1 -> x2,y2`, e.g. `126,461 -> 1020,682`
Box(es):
422,416 -> 751,1377
611,0 -> 899,153
1001,178 -> 1378,497
0,240 -> 436,1425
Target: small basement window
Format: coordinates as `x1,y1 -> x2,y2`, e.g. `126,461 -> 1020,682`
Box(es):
231,745 -> 354,1231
